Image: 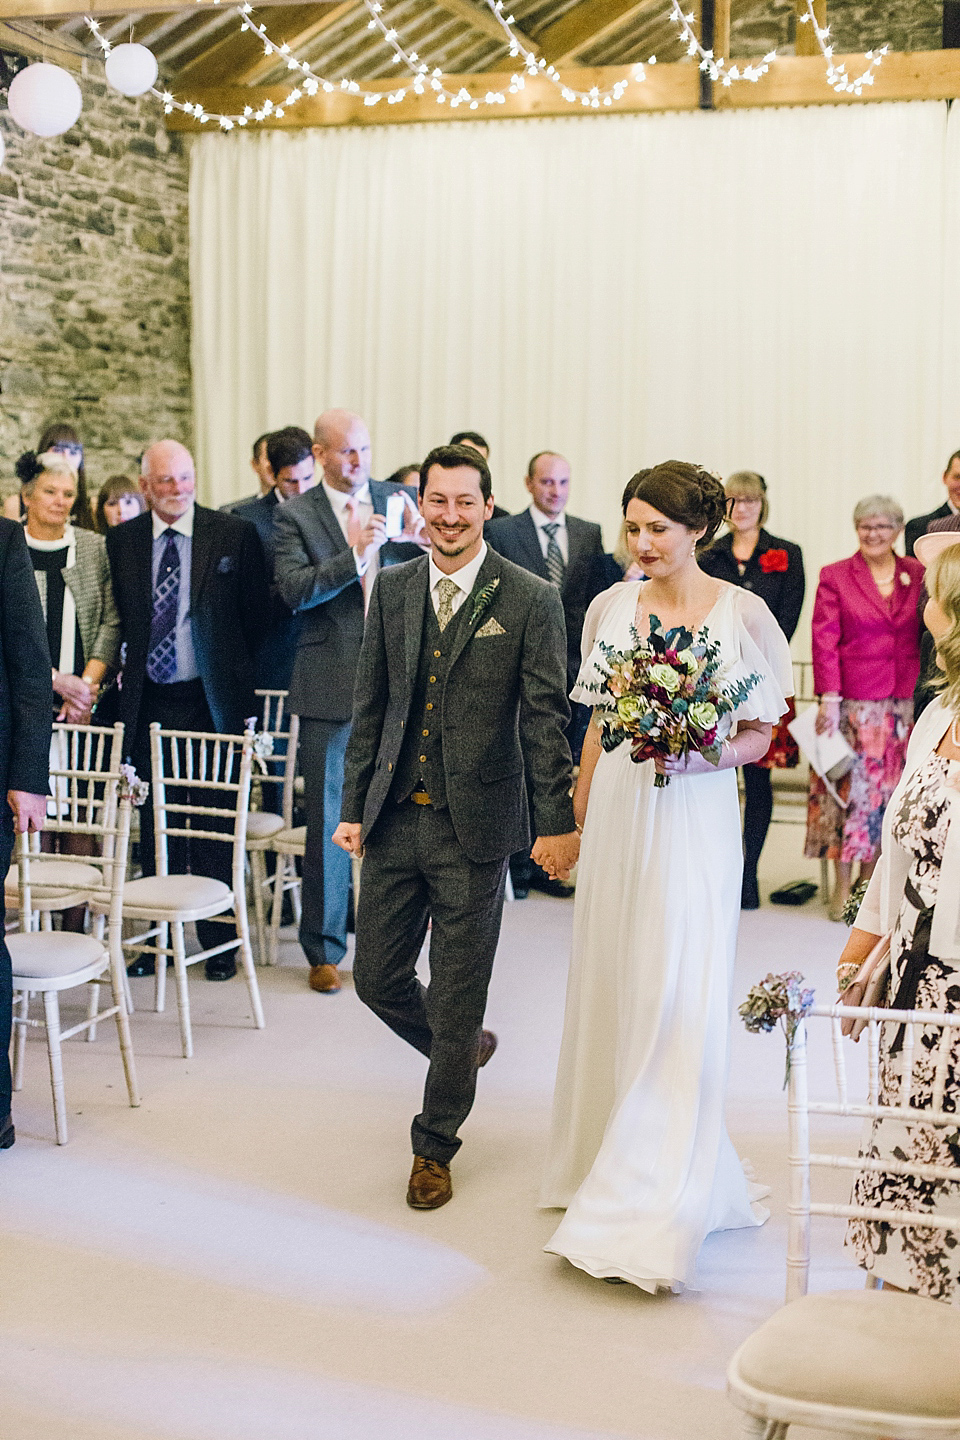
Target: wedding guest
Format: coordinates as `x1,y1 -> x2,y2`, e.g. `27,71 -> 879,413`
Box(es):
838,530 -> 960,1301
0,518 -> 53,1154
904,449 -> 960,557
915,515 -> 960,719
5,422 -> 93,529
612,520 -> 643,580
272,410 -> 426,994
18,452 -> 120,726
451,431 -> 509,519
238,426 -> 316,690
487,450 -> 604,896
95,475 -> 146,533
384,464 -> 421,489
223,433 -> 275,513
541,461 -> 793,1290
805,495 -> 924,921
700,471 -> 805,908
107,439 -> 270,980
20,449 -> 120,932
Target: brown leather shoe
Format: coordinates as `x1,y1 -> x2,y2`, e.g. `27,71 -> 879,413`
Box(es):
407,1156 -> 452,1209
308,963 -> 341,993
478,1029 -> 498,1067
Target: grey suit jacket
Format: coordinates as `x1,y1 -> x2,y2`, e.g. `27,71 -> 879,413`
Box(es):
31,526 -> 121,672
485,509 -> 604,689
272,479 -> 422,722
341,549 -> 575,863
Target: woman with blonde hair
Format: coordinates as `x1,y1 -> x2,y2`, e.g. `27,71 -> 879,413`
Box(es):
701,471 -> 805,907
837,532 -> 960,1300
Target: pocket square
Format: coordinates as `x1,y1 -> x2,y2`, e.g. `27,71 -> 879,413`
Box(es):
475,617 -> 506,638
217,555 -> 235,574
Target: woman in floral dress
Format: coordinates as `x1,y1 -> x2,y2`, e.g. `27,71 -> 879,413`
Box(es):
836,535 -> 960,1301
806,496 -> 924,921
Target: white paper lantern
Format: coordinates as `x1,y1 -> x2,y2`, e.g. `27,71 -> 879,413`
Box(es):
105,43 -> 158,98
8,63 -> 82,138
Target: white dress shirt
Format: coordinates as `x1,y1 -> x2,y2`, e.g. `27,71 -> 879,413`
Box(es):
323,479 -> 372,574
529,504 -> 569,564
428,542 -> 487,619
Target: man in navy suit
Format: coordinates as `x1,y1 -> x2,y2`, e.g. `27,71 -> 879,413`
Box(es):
905,450 -> 960,556
107,440 -> 270,979
233,426 -> 317,692
273,410 -> 427,993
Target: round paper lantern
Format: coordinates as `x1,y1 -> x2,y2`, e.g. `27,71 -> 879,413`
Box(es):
8,63 -> 82,138
105,43 -> 158,98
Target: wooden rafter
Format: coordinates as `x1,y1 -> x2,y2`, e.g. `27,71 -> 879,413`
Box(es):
0,0 -> 312,17
175,2 -> 351,84
429,0 -> 539,55
536,0 -> 654,66
164,50 -> 960,129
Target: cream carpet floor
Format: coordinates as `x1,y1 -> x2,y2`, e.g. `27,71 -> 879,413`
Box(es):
1,815 -> 869,1440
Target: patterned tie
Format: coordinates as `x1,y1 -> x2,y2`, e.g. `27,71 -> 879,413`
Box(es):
435,577 -> 459,633
543,523 -> 565,588
147,529 -> 181,683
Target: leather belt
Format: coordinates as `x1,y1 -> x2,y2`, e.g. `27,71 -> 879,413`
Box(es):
410,790 -> 432,806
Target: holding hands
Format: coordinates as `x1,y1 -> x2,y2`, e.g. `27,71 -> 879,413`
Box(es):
53,670 -> 95,724
532,831 -> 580,882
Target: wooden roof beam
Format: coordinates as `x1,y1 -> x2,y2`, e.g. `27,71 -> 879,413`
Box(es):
234,0 -> 358,84
0,0 -> 316,20
175,2 -> 353,84
430,0 -> 539,56
536,0 -> 655,66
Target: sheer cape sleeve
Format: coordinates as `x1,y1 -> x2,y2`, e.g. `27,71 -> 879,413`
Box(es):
730,588 -> 794,724
570,582 -> 639,706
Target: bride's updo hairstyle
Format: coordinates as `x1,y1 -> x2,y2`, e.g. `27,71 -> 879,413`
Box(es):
621,461 -> 728,554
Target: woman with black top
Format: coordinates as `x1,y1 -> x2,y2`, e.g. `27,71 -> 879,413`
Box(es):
701,471 -> 805,908
5,422 -> 95,531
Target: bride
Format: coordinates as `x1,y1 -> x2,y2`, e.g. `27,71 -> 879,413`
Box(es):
541,461 -> 794,1292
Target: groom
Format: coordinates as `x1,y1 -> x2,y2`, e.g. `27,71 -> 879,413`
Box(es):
333,444 -> 579,1209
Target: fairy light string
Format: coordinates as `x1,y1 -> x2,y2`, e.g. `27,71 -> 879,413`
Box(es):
798,0 -> 888,96
85,0 -> 893,133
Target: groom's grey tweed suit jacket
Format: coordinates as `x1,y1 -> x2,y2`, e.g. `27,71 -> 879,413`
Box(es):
341,548 -> 575,864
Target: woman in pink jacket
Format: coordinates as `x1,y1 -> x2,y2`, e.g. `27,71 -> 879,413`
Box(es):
806,495 -> 924,920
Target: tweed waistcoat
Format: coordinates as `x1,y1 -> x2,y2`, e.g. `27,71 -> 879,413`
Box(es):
391,595 -> 470,809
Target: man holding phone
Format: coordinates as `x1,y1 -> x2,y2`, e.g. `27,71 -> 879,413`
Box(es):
273,410 -> 426,992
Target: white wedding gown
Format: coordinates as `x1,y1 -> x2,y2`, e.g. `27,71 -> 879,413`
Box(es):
541,580 -> 794,1292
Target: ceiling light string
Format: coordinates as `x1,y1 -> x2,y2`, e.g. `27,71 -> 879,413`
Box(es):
798,0 -> 888,96
668,0 -> 775,86
480,0 -> 649,107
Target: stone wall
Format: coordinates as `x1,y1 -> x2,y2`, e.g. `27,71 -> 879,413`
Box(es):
731,0 -> 942,57
0,58 -> 191,503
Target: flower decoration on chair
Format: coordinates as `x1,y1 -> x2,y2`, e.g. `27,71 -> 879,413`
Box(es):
583,617 -> 760,788
118,763 -> 150,808
739,971 -> 814,1086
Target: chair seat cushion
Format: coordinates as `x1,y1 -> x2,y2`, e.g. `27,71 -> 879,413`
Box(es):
8,931 -> 107,981
246,811 -> 285,843
272,825 -> 306,854
6,859 -> 102,901
118,874 -> 232,918
733,1289 -> 960,1418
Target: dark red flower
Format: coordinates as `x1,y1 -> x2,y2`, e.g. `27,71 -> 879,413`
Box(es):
759,549 -> 789,574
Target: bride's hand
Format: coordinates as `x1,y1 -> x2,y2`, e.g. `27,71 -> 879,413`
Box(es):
658,752 -> 717,778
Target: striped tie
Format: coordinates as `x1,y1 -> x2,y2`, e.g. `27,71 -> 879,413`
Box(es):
147,529 -> 180,683
543,523 -> 565,588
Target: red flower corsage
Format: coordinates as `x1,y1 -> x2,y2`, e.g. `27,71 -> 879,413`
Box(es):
759,549 -> 789,574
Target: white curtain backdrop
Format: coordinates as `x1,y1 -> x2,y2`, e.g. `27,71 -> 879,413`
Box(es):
191,101 -> 960,649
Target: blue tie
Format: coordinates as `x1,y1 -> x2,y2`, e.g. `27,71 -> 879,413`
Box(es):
147,529 -> 181,684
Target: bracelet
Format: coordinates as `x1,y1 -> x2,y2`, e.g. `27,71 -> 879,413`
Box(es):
574,821 -> 584,835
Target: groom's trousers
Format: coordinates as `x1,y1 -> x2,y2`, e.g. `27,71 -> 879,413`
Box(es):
352,800 -> 509,1164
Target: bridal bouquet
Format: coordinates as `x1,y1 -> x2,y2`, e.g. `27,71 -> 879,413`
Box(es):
586,616 -> 761,787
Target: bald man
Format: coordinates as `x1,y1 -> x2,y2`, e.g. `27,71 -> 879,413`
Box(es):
107,440 -> 270,979
273,409 -> 426,992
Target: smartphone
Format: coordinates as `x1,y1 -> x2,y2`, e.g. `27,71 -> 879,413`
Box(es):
384,491 -> 406,540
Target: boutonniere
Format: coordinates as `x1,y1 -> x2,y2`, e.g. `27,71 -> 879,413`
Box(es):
900,570 -> 912,587
469,576 -> 500,627
759,549 -> 789,574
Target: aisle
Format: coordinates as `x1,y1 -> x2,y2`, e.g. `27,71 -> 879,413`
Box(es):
1,824 -> 857,1440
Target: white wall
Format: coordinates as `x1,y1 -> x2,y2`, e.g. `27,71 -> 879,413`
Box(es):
190,101 -> 960,651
